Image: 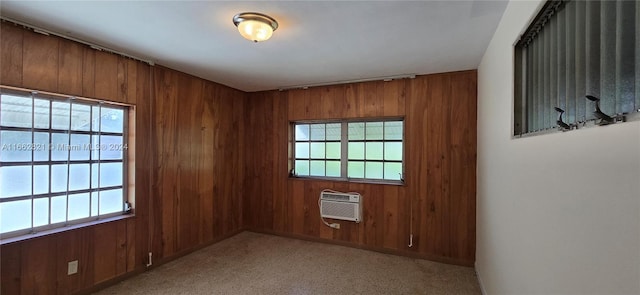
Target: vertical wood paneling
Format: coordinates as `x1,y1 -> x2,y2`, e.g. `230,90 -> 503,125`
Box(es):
154,67 -> 178,258
22,31 -> 58,92
0,23 -> 24,86
54,228 -> 94,295
21,237 -> 56,294
94,51 -> 118,101
200,81 -> 216,242
93,223 -> 118,284
245,71 -> 476,266
1,242 -> 21,295
82,48 -> 95,97
57,40 -> 83,95
134,62 -> 151,269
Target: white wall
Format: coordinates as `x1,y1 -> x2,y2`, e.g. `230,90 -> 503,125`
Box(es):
476,1 -> 640,294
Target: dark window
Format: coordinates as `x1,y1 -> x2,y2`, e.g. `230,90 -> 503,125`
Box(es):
514,0 -> 640,136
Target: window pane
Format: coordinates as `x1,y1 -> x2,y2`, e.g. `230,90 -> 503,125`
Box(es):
365,142 -> 383,160
34,99 -> 50,129
384,121 -> 403,140
100,162 -> 123,187
0,200 -> 31,233
309,160 -> 325,176
99,189 -> 122,215
295,160 -> 309,176
69,164 -> 90,191
309,124 -> 325,140
70,134 -> 90,161
295,124 -> 309,141
68,193 -> 90,221
51,196 -> 67,224
1,94 -> 32,128
71,104 -> 91,131
310,143 -> 325,159
384,163 -> 403,180
348,122 -> 365,140
365,122 -> 383,140
0,131 -> 32,162
91,192 -> 99,216
365,162 -> 384,179
295,142 -> 309,158
326,142 -> 340,159
52,101 -> 71,130
51,133 -> 69,161
33,198 -> 49,227
348,142 -> 364,160
92,106 -> 100,132
34,132 -> 49,161
34,165 -> 49,195
0,166 -> 31,198
100,108 -> 124,133
347,161 -> 364,178
384,142 -> 403,161
51,165 -> 68,193
100,136 -> 124,160
91,164 -> 98,188
326,161 -> 341,177
325,123 -> 341,140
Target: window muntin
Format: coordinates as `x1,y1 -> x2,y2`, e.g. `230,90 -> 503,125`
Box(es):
293,119 -> 403,183
0,90 -> 129,238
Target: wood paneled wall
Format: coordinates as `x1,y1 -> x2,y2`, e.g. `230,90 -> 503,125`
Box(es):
0,22 -> 245,294
244,71 -> 477,265
150,66 -> 245,260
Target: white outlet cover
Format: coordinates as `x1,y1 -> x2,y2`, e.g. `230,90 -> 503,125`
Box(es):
68,260 -> 78,275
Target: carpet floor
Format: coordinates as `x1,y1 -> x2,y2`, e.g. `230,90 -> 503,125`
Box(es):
93,232 -> 481,295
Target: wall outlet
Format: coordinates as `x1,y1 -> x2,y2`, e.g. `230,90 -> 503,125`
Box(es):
67,260 -> 78,275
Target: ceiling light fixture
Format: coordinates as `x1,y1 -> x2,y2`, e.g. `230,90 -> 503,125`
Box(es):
233,12 -> 278,43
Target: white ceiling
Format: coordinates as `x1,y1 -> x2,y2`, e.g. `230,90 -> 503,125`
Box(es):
0,1 -> 507,92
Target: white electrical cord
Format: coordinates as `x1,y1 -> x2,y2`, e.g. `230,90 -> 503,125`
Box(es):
319,189 -> 362,229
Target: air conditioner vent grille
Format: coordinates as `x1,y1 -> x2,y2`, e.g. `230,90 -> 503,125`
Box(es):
319,190 -> 362,223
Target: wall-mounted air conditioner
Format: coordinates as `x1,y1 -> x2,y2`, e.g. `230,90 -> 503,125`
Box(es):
319,191 -> 362,223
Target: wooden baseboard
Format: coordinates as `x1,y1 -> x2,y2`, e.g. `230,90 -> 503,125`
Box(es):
246,227 -> 474,267
74,228 -> 244,295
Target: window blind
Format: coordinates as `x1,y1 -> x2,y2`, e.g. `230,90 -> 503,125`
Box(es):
514,0 -> 640,135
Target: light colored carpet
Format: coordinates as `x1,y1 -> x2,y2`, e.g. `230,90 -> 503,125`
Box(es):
94,232 -> 481,295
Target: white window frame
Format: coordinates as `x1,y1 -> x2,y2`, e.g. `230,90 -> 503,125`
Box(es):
291,118 -> 404,184
0,87 -> 131,239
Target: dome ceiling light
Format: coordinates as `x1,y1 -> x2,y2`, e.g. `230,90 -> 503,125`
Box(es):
232,12 -> 278,43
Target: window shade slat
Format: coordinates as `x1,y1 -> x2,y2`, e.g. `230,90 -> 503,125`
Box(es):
537,29 -> 544,131
557,6 -> 567,119
544,23 -> 551,129
585,0 -> 601,121
527,44 -> 534,131
566,2 -> 576,124
617,0 -> 636,114
550,13 -> 558,127
600,0 -> 617,116
575,0 -> 587,122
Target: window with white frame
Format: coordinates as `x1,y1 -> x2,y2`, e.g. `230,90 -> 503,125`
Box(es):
0,89 -> 130,238
292,119 -> 403,182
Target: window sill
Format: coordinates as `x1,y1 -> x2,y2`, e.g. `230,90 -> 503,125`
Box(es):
288,176 -> 405,187
0,214 -> 135,246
